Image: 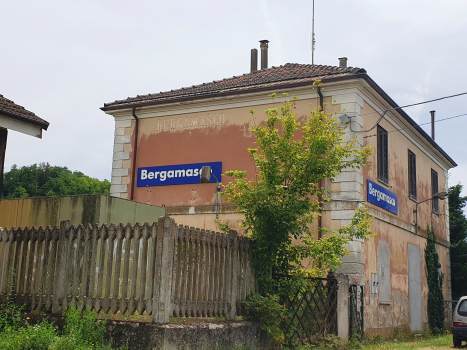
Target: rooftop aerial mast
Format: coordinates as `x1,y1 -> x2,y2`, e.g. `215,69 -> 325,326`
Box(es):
311,0 -> 316,64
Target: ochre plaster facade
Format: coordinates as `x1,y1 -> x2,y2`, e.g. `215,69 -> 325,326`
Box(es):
104,78 -> 455,335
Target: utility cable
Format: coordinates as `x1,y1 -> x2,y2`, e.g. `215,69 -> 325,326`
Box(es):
362,112 -> 467,139
349,91 -> 467,133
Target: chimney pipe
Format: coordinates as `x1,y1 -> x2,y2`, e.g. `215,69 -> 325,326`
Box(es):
251,49 -> 258,72
430,110 -> 435,140
260,40 -> 269,70
338,57 -> 348,68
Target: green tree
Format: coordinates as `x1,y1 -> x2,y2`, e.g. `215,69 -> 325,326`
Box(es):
222,92 -> 373,292
425,225 -> 445,332
2,163 -> 110,199
222,92 -> 374,344
448,184 -> 467,300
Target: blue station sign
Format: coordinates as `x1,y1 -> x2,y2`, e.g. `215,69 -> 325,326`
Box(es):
137,162 -> 222,187
367,179 -> 398,215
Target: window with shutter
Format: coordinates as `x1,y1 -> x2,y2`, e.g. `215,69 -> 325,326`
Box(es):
377,126 -> 389,184
431,169 -> 439,213
408,150 -> 417,200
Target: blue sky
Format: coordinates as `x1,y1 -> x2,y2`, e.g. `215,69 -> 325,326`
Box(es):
1,0 -> 466,194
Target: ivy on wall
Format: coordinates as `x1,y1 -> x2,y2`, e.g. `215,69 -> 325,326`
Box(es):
425,225 -> 445,332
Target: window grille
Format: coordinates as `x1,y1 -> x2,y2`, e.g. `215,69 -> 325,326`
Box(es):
408,150 -> 417,200
377,125 -> 389,184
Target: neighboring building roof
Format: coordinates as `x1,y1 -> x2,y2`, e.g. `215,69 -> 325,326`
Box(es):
0,94 -> 49,130
101,63 -> 456,168
102,63 -> 367,110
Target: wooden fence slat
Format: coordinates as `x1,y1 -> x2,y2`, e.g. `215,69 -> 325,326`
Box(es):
146,223 -> 157,316
18,228 -> 29,302
0,230 -> 8,293
79,225 -> 91,311
39,228 -> 51,312
192,228 -> 201,317
199,230 -> 207,317
95,225 -> 108,313
173,228 -> 182,317
111,224 -> 124,315
87,225 -> 99,311
102,225 -> 116,314
128,224 -> 140,315
120,224 -> 132,314
71,226 -> 82,309
23,229 -> 37,310
138,223 -> 149,315
46,227 -> 58,312
32,228 -> 44,311
186,227 -> 195,317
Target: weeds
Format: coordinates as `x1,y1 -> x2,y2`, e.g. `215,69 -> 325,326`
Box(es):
0,304 -> 115,349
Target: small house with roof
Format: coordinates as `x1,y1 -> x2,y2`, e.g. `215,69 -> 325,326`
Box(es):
0,94 -> 49,192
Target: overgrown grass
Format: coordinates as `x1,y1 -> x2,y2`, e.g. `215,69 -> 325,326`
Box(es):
362,333 -> 454,349
0,306 -> 118,350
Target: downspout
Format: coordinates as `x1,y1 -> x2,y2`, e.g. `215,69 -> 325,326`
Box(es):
318,86 -> 324,110
317,86 -> 324,239
129,107 -> 139,201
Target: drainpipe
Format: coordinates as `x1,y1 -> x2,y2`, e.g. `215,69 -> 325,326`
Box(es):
129,107 -> 139,201
317,86 -> 324,110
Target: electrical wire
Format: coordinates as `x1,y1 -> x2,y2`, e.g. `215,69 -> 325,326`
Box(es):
362,112 -> 467,139
349,91 -> 467,133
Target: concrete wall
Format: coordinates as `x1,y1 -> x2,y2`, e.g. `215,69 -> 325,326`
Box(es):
24,315 -> 269,350
0,194 -> 165,227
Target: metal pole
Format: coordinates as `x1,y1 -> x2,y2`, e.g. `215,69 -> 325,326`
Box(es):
215,182 -> 219,219
430,110 -> 435,140
312,0 -> 315,64
415,202 -> 419,234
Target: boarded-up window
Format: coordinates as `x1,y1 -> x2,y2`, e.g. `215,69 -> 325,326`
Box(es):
432,169 -> 439,213
378,125 -> 389,184
408,150 -> 417,200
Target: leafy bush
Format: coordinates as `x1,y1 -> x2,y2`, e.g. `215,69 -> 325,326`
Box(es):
64,307 -> 106,347
0,307 -> 112,350
242,294 -> 286,345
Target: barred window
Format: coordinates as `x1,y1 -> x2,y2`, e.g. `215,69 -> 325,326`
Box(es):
408,150 -> 417,200
432,169 -> 439,213
377,125 -> 389,184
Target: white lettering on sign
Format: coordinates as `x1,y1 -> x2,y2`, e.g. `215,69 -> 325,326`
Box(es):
156,113 -> 225,133
140,168 -> 203,182
368,182 -> 396,206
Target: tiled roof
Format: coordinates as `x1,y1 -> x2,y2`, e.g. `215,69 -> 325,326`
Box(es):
102,63 -> 367,110
0,95 -> 49,130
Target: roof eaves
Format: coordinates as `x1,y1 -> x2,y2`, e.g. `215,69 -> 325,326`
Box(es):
0,109 -> 49,130
101,73 -> 366,112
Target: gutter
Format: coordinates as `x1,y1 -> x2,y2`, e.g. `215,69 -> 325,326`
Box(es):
128,107 -> 139,201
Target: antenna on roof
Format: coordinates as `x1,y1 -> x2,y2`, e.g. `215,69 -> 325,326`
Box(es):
311,0 -> 316,64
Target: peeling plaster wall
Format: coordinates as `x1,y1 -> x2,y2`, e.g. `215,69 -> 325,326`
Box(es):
360,95 -> 452,336
106,80 -> 454,335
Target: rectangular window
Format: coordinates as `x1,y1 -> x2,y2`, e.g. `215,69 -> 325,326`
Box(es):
408,150 -> 417,200
432,169 -> 439,213
377,125 -> 389,184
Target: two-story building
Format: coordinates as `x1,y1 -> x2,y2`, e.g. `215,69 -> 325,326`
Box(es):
101,43 -> 456,335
